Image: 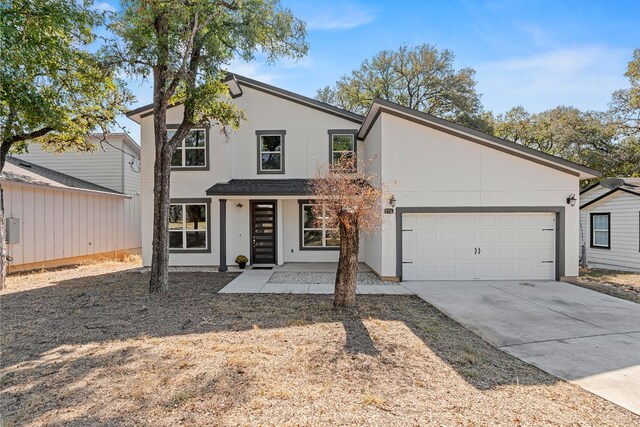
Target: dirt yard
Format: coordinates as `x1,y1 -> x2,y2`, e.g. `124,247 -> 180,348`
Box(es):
567,268 -> 640,303
2,260 -> 639,426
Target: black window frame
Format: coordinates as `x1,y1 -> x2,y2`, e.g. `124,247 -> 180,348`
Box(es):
298,200 -> 340,251
590,212 -> 611,250
168,125 -> 210,171
256,130 -> 286,174
169,198 -> 211,253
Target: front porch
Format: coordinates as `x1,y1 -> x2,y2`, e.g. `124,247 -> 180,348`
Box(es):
219,263 -> 411,295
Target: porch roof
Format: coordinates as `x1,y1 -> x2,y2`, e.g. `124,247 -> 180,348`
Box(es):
206,179 -> 313,196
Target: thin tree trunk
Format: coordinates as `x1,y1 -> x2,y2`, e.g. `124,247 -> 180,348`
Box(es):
334,213 -> 359,308
0,139 -> 12,290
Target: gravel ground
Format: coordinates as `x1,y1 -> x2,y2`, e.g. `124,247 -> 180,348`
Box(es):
268,271 -> 394,286
2,260 -> 639,426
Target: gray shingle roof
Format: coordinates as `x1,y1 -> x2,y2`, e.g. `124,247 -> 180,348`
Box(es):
2,157 -> 123,195
206,179 -> 313,196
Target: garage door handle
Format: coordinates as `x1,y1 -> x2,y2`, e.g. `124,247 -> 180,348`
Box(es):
402,229 -> 413,232
541,260 -> 553,263
402,261 -> 413,264
474,248 -> 477,254
478,247 -> 481,254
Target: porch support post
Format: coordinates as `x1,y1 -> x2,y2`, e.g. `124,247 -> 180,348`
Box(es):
218,199 -> 228,272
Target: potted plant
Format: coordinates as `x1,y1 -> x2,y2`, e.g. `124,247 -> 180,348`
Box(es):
235,255 -> 248,269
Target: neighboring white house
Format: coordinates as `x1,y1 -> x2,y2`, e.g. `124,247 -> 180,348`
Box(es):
3,133 -> 141,272
126,74 -> 599,281
579,178 -> 640,272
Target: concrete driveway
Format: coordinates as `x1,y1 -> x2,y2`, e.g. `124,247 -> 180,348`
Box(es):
402,280 -> 640,415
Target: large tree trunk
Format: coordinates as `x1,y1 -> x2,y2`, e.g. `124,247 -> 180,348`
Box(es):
149,117 -> 173,292
334,213 -> 359,308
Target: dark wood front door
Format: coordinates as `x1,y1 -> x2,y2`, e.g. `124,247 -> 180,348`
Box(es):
250,201 -> 276,264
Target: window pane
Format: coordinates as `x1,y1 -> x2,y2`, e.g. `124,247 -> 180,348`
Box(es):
261,153 -> 281,170
169,205 -> 183,229
332,151 -> 355,166
261,135 -> 282,152
303,230 -> 323,247
169,231 -> 183,248
185,205 -> 206,229
326,230 -> 341,247
185,148 -> 205,166
171,149 -> 182,166
186,231 -> 206,248
594,231 -> 609,246
167,131 -> 176,140
185,129 -> 205,147
303,205 -> 319,228
332,134 -> 353,152
594,215 -> 609,230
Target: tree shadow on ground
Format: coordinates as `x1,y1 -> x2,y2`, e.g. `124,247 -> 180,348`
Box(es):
1,269 -> 567,425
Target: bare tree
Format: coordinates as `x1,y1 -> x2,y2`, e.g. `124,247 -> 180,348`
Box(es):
310,157 -> 385,308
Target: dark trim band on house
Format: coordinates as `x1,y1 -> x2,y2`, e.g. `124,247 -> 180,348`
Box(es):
590,212 -> 611,250
256,130 -> 286,175
169,198 -> 212,254
218,199 -> 228,271
580,187 -> 640,209
167,124 -> 210,171
226,74 -> 364,124
206,179 -> 313,196
395,206 -> 566,281
359,98 -> 600,179
297,200 -> 340,251
126,74 -> 365,125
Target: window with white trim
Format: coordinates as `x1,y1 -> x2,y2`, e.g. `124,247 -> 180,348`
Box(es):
169,129 -> 206,168
301,204 -> 340,248
591,213 -> 610,248
330,133 -> 355,168
169,203 -> 207,249
259,134 -> 283,172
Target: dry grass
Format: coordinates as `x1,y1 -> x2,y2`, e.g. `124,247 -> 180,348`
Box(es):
1,261 -> 639,426
567,268 -> 640,303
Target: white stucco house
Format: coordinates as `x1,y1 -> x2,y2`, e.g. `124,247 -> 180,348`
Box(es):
579,178 -> 640,272
3,133 -> 142,272
127,74 -> 599,281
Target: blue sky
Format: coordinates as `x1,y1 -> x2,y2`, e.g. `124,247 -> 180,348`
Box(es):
99,0 -> 640,140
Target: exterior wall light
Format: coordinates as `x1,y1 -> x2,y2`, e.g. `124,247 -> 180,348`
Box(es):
236,203 -> 243,209
389,195 -> 396,207
566,194 -> 577,206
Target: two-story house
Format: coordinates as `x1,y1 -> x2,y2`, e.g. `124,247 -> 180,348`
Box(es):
127,74 -> 599,281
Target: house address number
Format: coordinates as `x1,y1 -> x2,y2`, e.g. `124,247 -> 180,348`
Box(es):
384,208 -> 394,214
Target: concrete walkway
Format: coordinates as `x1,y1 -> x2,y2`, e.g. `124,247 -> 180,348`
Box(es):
402,280 -> 640,415
218,269 -> 413,295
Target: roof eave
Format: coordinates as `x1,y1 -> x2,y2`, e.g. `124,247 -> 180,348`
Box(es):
359,98 -> 601,180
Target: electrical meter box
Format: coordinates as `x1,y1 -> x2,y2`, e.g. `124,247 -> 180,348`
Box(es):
6,218 -> 20,244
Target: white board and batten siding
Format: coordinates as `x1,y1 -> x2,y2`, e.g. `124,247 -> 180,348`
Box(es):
580,190 -> 640,272
4,182 -> 137,269
402,213 -> 556,280
17,141 -> 125,193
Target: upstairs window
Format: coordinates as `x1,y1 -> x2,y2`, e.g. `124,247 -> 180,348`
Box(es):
591,213 -> 610,249
169,202 -> 208,251
169,128 -> 207,169
301,203 -> 340,249
329,130 -> 357,170
257,130 -> 285,174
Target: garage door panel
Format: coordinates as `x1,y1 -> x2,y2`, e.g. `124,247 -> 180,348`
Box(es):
402,212 -> 555,281
421,231 -> 437,244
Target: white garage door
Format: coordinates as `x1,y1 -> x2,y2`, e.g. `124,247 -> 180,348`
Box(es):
402,212 -> 556,281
